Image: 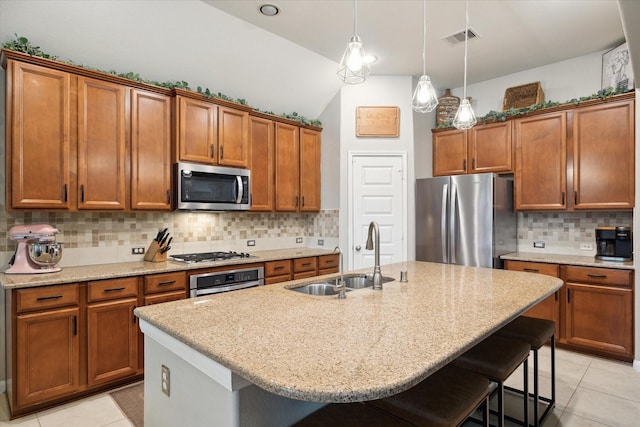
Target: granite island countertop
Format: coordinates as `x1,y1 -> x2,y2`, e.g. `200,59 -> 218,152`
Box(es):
0,248 -> 337,290
501,252 -> 635,270
134,261 -> 562,403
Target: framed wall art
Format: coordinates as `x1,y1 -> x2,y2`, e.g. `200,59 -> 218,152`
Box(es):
356,106 -> 400,137
602,42 -> 634,90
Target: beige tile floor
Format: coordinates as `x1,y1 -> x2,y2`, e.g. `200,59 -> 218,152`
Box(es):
0,347 -> 639,426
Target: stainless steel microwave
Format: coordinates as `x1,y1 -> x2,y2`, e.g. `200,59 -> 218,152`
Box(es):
174,162 -> 250,211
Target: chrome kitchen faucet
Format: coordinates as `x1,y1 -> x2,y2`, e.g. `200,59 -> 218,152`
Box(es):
333,246 -> 346,299
366,221 -> 383,290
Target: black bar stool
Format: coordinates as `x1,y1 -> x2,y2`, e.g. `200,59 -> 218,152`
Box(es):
496,316 -> 556,427
453,334 -> 530,427
295,364 -> 490,427
367,364 -> 490,427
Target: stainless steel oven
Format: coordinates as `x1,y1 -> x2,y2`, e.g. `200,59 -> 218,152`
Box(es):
189,266 -> 264,297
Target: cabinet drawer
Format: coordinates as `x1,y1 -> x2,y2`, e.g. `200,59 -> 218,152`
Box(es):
318,254 -> 339,270
144,271 -> 187,294
16,284 -> 79,313
88,277 -> 138,302
293,257 -> 317,273
265,260 -> 292,277
293,270 -> 317,280
564,266 -> 632,287
504,260 -> 559,277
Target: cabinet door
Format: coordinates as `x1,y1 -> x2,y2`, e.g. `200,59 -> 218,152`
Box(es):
249,116 -> 274,211
572,100 -> 635,209
176,96 -> 217,165
504,260 -> 561,328
299,128 -> 321,211
432,129 -> 467,176
77,77 -> 127,210
514,112 -> 567,210
130,89 -> 172,210
87,298 -> 138,386
218,106 -> 249,168
468,121 -> 512,173
16,307 -> 79,407
565,283 -> 633,359
9,60 -> 72,209
275,122 -> 300,211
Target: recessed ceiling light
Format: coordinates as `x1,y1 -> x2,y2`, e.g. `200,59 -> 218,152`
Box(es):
259,4 -> 279,16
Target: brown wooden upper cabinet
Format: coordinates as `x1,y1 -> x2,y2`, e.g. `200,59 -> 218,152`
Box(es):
5,53 -> 172,211
7,60 -> 73,209
249,116 -> 275,211
514,95 -> 634,211
432,121 -> 512,176
274,123 -> 321,212
130,89 -> 172,210
174,92 -> 249,168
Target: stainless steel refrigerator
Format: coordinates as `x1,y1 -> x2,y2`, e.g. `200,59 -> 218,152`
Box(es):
416,173 -> 517,268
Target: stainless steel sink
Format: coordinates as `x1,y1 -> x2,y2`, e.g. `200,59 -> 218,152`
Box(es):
341,274 -> 395,289
289,283 -> 351,296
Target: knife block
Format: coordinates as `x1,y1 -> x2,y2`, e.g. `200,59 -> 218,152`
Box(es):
144,241 -> 167,262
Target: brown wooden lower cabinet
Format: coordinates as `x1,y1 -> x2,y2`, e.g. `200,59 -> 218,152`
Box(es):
15,306 -> 80,408
264,259 -> 292,284
505,260 -> 634,362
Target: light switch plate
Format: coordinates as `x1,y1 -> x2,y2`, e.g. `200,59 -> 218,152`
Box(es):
533,241 -> 545,248
580,243 -> 594,251
317,239 -> 324,246
296,237 -> 303,244
161,365 -> 170,396
247,240 -> 256,247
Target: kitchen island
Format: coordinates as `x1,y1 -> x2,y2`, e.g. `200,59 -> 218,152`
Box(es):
135,261 -> 562,426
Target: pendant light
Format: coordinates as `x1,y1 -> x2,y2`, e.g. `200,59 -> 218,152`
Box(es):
411,0 -> 438,113
337,0 -> 371,84
453,0 -> 477,129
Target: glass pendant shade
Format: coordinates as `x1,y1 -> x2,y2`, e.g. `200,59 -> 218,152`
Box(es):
411,75 -> 438,113
337,36 -> 371,84
453,98 -> 477,129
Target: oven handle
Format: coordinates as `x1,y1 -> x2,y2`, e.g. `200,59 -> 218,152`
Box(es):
190,280 -> 263,298
236,176 -> 243,204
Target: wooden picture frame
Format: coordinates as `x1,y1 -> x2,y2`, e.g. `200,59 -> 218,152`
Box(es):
356,106 -> 400,137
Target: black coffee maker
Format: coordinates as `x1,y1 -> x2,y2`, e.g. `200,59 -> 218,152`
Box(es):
595,226 -> 633,261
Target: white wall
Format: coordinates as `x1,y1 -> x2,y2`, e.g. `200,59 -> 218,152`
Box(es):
318,93 -> 341,210
337,76 -> 416,268
448,50 -> 608,116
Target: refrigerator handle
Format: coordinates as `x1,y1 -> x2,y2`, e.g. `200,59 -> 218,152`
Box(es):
441,184 -> 448,262
450,183 -> 458,264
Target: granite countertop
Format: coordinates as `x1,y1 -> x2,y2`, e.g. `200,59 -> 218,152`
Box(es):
0,248 -> 336,290
134,261 -> 562,403
501,252 -> 635,270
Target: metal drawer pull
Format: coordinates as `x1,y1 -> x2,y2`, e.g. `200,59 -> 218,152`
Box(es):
301,262 -> 311,267
133,306 -> 137,324
587,274 -> 607,279
523,268 -> 539,273
36,295 -> 63,301
104,287 -> 126,293
274,266 -> 285,270
73,315 -> 77,336
158,280 -> 176,286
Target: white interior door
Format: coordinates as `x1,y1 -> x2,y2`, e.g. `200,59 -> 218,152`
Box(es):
350,153 -> 406,270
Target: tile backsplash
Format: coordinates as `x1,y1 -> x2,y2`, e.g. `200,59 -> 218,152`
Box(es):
0,206 -> 339,268
518,211 -> 633,254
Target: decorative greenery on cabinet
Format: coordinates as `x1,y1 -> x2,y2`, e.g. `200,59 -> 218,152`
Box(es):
2,34 -> 322,127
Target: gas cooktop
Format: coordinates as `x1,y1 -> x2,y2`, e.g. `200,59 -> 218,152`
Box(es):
170,251 -> 253,264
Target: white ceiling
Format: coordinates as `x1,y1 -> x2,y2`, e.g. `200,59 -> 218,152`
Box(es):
205,0 -> 625,89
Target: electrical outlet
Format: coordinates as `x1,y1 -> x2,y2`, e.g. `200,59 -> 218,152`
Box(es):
317,239 -> 324,246
580,243 -> 594,251
247,240 -> 256,247
296,237 -> 303,244
131,247 -> 145,255
161,365 -> 170,396
533,241 -> 545,248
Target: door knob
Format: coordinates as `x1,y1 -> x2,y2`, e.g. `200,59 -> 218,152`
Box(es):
355,245 -> 361,251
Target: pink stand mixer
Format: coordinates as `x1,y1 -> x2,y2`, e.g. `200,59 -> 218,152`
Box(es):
6,224 -> 63,274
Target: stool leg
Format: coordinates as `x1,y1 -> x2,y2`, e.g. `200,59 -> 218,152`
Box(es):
498,382 -> 504,427
523,358 -> 529,427
551,335 -> 556,405
533,349 -> 539,427
483,395 -> 489,427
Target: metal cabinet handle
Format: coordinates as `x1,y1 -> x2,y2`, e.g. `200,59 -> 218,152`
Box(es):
63,184 -> 68,202
104,287 -> 125,293
81,184 -> 85,202
274,266 -> 285,271
587,274 -> 607,279
220,145 -> 224,159
295,196 -> 299,207
73,315 -> 77,336
301,196 -> 305,207
167,190 -> 171,204
36,295 -> 63,301
158,280 -> 176,286
567,289 -> 571,303
523,268 -> 539,273
472,158 -> 475,169
210,144 -> 215,158
302,262 -> 311,267
132,306 -> 137,324
561,192 -> 565,205
463,159 -> 467,171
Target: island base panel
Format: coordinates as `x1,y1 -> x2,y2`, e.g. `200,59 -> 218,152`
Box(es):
144,336 -> 324,426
